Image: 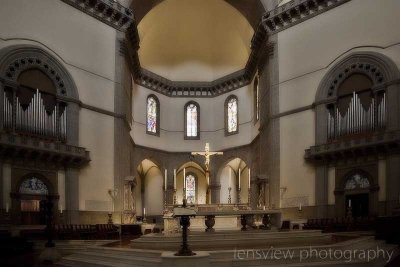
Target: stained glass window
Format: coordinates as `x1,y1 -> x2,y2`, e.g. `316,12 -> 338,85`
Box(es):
185,174 -> 196,204
147,96 -> 158,134
345,173 -> 370,190
227,97 -> 238,133
19,177 -> 48,195
186,103 -> 198,137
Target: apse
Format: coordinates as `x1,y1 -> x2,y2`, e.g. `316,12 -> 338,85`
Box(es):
219,158 -> 249,204
176,161 -> 207,204
137,159 -> 163,216
137,0 -> 254,81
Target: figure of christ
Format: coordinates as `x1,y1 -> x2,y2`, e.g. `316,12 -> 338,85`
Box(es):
191,143 -> 223,203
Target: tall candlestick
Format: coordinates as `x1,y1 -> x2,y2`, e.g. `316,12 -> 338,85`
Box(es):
238,168 -> 241,190
248,168 -> 251,189
144,207 -> 146,216
60,204 -> 63,214
229,168 -> 231,188
164,169 -> 167,192
174,169 -> 176,190
349,199 -> 351,208
299,203 -> 302,211
6,203 -> 9,213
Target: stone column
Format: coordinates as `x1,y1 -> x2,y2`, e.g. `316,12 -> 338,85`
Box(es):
315,165 -> 329,218
65,167 -> 79,224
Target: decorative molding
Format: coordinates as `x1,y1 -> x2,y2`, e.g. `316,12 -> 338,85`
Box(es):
262,0 -> 351,35
305,131 -> 400,164
0,132 -> 90,168
59,0 -> 352,97
60,0 -> 134,31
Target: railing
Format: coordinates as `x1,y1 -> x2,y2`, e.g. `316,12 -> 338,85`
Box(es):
3,88 -> 67,141
327,92 -> 385,140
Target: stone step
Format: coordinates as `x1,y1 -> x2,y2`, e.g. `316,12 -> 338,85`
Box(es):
61,251 -> 161,267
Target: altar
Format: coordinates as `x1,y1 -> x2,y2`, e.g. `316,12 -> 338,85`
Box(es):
163,203 -> 281,235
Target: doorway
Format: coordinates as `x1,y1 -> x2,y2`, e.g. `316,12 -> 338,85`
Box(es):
346,193 -> 369,217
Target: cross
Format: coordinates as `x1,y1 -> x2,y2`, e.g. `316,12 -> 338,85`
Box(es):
191,143 -> 223,174
191,143 -> 223,203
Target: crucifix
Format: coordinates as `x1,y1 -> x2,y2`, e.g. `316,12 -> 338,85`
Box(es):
191,143 -> 223,204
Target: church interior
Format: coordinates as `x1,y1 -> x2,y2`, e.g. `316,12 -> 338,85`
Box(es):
0,0 -> 400,266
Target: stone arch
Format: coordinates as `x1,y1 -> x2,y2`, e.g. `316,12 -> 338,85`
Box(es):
0,45 -> 79,99
0,45 -> 80,145
314,51 -> 400,144
16,173 -> 55,196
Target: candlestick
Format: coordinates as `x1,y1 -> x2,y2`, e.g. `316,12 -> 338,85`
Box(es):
228,187 -> 232,204
174,169 -> 176,190
299,203 -> 302,211
349,199 -> 351,208
237,187 -> 241,204
248,187 -> 251,205
60,204 -> 63,214
164,169 -> 167,192
6,202 -> 9,213
238,168 -> 241,190
144,207 -> 146,216
173,189 -> 177,204
248,168 -> 251,189
183,168 -> 186,189
229,168 -> 232,188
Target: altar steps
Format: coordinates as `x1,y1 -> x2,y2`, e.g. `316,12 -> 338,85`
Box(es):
208,236 -> 398,266
60,236 -> 399,267
131,230 -> 333,250
61,247 -> 161,267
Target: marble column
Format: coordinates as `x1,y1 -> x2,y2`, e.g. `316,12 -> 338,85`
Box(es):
65,167 -> 79,224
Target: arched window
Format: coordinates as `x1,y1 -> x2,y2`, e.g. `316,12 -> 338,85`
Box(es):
254,76 -> 260,122
225,95 -> 238,135
184,101 -> 200,139
344,173 -> 370,190
146,95 -> 160,136
185,174 -> 196,204
19,176 -> 49,195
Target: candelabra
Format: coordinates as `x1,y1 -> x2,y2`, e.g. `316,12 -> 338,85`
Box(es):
237,187 -> 241,204
173,189 -> 177,205
228,187 -> 232,204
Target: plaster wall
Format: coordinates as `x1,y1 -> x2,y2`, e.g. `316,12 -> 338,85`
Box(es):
277,0 -> 400,209
131,84 -> 258,152
0,0 -> 118,212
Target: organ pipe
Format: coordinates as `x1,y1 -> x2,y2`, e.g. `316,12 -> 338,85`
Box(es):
2,88 -> 67,141
327,91 -> 386,140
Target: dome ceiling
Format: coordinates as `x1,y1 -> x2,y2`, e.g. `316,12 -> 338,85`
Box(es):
137,0 -> 254,81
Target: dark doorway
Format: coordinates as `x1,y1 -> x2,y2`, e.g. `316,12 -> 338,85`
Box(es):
346,193 -> 369,217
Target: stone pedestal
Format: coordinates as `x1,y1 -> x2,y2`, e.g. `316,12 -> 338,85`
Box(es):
161,251 -> 210,267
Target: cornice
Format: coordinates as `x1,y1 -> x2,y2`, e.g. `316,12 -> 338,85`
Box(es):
60,0 -> 134,31
262,0 -> 351,34
59,0 -> 351,97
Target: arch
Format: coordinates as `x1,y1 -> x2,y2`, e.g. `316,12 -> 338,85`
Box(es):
175,161 -> 206,204
341,169 -> 373,191
136,159 -> 163,216
0,45 -> 80,145
0,45 -> 79,99
218,157 -> 249,204
316,52 -> 400,102
314,52 -> 400,145
16,173 -> 55,196
225,95 -> 239,135
146,94 -> 160,136
184,101 -> 200,140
